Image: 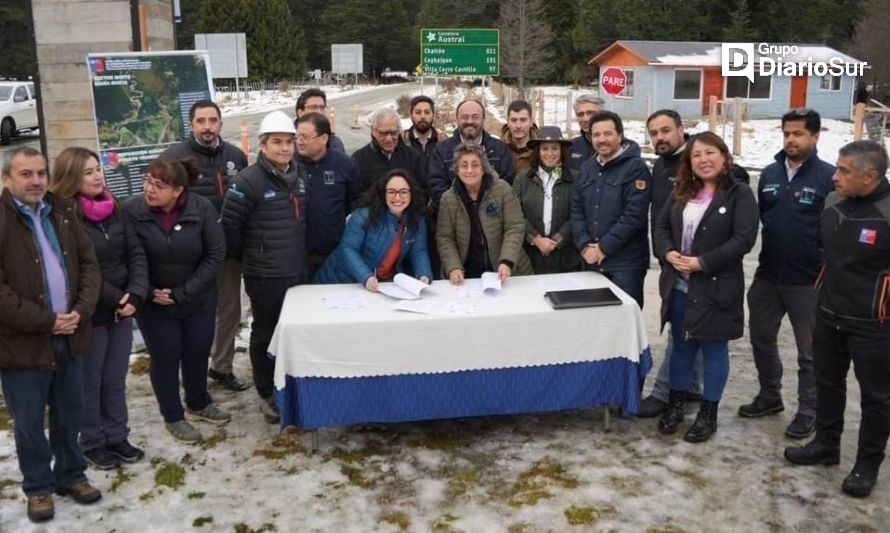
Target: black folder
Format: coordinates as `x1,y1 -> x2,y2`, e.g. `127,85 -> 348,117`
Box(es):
545,287 -> 623,309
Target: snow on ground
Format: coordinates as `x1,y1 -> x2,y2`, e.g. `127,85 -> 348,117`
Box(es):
2,84 -> 890,532
217,84 -> 387,118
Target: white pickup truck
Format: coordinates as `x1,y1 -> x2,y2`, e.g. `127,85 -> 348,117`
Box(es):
0,81 -> 39,145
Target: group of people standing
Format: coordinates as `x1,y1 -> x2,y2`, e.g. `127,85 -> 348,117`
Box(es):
1,89 -> 889,524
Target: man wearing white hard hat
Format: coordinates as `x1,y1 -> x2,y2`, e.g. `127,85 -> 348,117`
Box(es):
221,110 -> 307,424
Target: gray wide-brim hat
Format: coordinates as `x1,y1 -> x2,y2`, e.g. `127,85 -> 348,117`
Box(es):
527,126 -> 571,148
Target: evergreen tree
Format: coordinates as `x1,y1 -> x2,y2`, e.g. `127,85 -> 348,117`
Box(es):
198,0 -> 307,80
173,0 -> 203,50
290,0 -> 328,69
542,0 -> 582,81
723,0 -> 757,41
317,0 -> 415,76
0,0 -> 34,80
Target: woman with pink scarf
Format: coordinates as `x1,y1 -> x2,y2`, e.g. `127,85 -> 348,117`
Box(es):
49,147 -> 148,469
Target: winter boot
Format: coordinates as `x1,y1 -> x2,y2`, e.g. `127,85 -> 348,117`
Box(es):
657,390 -> 686,434
685,399 -> 719,443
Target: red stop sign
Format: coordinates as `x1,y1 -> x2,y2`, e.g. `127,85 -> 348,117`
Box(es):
600,67 -> 627,96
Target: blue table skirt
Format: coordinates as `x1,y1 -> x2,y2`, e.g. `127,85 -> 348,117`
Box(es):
275,348 -> 652,430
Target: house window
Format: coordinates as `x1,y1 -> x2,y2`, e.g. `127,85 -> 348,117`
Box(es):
612,69 -> 634,98
725,72 -> 772,99
820,75 -> 841,91
674,69 -> 702,100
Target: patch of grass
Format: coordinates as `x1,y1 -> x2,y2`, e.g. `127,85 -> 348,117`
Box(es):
564,503 -> 617,526
234,523 -> 277,533
606,475 -> 643,496
154,460 -> 186,490
415,432 -> 462,451
646,525 -> 688,533
431,513 -> 460,533
327,446 -> 369,465
341,464 -> 375,489
0,478 -> 18,500
0,407 -> 12,431
109,468 -> 135,493
200,431 -> 228,450
381,510 -> 411,530
505,458 -> 578,508
674,468 -> 708,490
187,491 -> 206,500
447,468 -> 479,499
129,356 -> 150,375
254,433 -> 306,460
193,516 -> 213,527
139,491 -> 155,502
106,504 -> 127,513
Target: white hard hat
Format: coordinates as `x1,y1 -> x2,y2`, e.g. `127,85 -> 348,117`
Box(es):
258,110 -> 297,138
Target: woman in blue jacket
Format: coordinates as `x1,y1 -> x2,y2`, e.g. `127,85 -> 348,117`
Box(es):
314,169 -> 432,290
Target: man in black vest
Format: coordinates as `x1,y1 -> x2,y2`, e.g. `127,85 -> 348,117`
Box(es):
162,101 -> 249,392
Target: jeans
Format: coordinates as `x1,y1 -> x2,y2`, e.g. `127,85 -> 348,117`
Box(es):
669,289 -> 730,402
209,257 -> 243,375
813,313 -> 890,469
747,277 -> 818,416
598,268 -> 646,309
0,336 -> 88,495
648,330 -> 704,402
80,319 -> 134,452
244,275 -> 301,398
137,296 -> 216,423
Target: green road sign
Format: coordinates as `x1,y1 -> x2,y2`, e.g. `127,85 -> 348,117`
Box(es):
420,29 -> 499,76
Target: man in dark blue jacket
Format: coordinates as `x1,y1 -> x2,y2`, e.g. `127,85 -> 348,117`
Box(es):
570,111 -> 651,308
295,113 -> 363,280
785,140 -> 890,498
739,108 -> 835,440
568,94 -> 604,172
162,100 -> 249,392
427,99 -> 515,201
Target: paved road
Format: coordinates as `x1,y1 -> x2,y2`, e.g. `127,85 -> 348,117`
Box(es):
221,82 -> 424,156
0,82 -> 424,163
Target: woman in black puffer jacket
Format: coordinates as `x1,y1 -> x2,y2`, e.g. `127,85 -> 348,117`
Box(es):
125,157 -> 228,444
49,147 -> 149,469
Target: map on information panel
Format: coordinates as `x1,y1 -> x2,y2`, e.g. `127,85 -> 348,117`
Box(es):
87,51 -> 214,198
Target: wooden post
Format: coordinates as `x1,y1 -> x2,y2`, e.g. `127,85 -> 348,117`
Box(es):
239,118 -> 251,162
138,5 -> 149,51
732,97 -> 744,156
709,95 -> 718,133
853,102 -> 866,141
329,105 -> 336,131
351,104 -> 360,129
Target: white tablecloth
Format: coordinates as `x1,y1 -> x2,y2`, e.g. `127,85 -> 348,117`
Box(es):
270,272 -> 649,388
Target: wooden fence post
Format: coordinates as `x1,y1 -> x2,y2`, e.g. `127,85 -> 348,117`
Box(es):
854,102 -> 866,141
732,97 -> 744,156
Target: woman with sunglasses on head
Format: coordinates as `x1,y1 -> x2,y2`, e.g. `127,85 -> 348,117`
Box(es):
314,169 -> 432,290
125,157 -> 228,444
48,147 -> 148,469
653,132 -> 758,443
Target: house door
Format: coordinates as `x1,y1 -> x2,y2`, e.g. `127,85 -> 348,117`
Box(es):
702,68 -> 723,115
790,76 -> 808,108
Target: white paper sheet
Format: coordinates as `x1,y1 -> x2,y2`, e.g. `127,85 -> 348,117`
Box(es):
323,292 -> 368,309
377,273 -> 429,300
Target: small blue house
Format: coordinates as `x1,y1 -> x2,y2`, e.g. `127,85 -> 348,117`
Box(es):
588,40 -> 866,119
